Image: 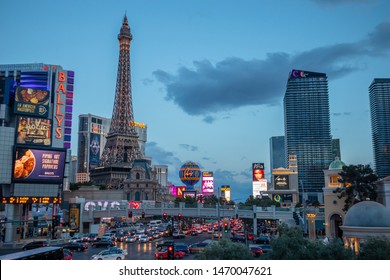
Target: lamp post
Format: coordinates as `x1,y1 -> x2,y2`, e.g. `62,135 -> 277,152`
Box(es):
306,207 -> 318,240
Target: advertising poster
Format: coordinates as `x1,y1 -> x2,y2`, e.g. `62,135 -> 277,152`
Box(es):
252,162 -> 265,181
221,185 -> 231,201
201,171 -> 214,195
274,175 -> 289,190
177,186 -> 186,198
89,133 -> 101,170
183,191 -> 197,199
16,116 -> 52,146
69,203 -> 80,232
14,87 -> 50,118
273,194 -> 293,203
253,179 -> 268,197
13,148 -> 66,183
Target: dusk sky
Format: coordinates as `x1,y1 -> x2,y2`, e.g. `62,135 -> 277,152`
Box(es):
1,0 -> 389,202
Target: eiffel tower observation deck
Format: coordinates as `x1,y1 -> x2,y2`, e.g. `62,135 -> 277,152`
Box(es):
90,15 -> 142,188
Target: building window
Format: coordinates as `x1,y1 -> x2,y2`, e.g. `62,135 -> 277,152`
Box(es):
136,173 -> 140,180
135,192 -> 140,201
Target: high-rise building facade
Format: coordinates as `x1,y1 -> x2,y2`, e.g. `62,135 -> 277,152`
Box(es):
284,69 -> 332,203
0,63 -> 74,242
269,136 -> 286,170
331,138 -> 341,161
369,78 -> 390,178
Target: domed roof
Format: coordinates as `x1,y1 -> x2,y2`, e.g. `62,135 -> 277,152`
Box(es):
329,157 -> 346,170
344,201 -> 390,227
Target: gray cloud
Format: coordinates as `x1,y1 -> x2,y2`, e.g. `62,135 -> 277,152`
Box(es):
153,22 -> 390,119
145,142 -> 182,167
179,144 -> 199,152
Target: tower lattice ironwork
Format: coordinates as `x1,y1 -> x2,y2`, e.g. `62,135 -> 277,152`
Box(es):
99,15 -> 142,168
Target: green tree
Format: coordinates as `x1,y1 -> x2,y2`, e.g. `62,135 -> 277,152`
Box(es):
358,237 -> 390,260
333,164 -> 378,212
244,195 -> 280,207
196,239 -> 254,260
265,224 -> 355,260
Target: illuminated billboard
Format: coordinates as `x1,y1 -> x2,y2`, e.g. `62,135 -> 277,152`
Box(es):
177,186 -> 186,198
69,203 -> 80,231
16,116 -> 52,146
272,194 -> 293,203
221,185 -> 231,202
89,133 -> 101,170
2,196 -> 62,204
183,191 -> 197,198
253,179 -> 268,198
13,147 -> 66,183
201,171 -> 214,195
274,175 -> 289,190
252,163 -> 265,182
14,87 -> 50,118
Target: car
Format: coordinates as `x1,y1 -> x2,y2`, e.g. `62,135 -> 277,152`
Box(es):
63,242 -> 88,252
190,230 -> 198,236
249,245 -> 264,257
247,233 -> 255,241
172,231 -> 185,239
188,242 -> 210,254
138,235 -> 149,243
125,236 -> 137,243
154,248 -> 185,259
22,241 -> 49,250
63,248 -> 73,260
115,233 -> 125,242
91,239 -> 116,248
69,236 -> 82,243
230,234 -> 246,243
91,249 -> 125,260
257,244 -> 272,254
156,240 -> 174,251
109,247 -> 128,256
174,244 -> 190,255
253,235 -> 271,244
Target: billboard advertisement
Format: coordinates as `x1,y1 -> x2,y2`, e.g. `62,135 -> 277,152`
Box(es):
201,171 -> 214,195
274,175 -> 289,190
16,116 -> 52,146
177,186 -> 186,198
252,162 -> 265,181
13,147 -> 66,183
89,133 -> 101,170
253,179 -> 268,198
69,203 -> 80,232
272,194 -> 293,203
14,87 -> 50,118
221,185 -> 231,202
183,191 -> 197,198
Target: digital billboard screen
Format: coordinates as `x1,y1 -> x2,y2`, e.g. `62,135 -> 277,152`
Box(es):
183,191 -> 197,198
202,173 -> 214,194
16,116 -> 52,146
252,163 -> 265,182
14,87 -> 50,118
89,133 -> 101,170
13,147 -> 66,183
274,175 -> 289,190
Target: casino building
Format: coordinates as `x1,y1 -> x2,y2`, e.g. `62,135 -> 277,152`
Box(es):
0,63 -> 74,242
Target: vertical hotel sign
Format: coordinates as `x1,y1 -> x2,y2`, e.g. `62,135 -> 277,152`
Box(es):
52,70 -> 74,149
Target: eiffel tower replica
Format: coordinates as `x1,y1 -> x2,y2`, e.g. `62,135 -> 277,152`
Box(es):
90,15 -> 142,188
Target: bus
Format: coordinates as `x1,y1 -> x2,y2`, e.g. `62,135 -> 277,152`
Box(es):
0,246 -> 64,260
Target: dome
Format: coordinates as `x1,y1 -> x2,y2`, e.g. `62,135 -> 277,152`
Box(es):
329,157 -> 346,170
343,201 -> 390,227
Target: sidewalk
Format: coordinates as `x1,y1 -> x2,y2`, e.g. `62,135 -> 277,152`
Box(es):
0,236 -> 68,249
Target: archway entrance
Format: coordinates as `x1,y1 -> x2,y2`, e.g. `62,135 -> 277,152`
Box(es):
330,214 -> 343,239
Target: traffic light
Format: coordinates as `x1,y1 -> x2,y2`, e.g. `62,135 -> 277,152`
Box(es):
16,227 -> 20,234
163,212 -> 167,219
52,215 -> 60,228
178,213 -> 182,220
128,211 -> 133,218
167,245 -> 174,260
224,222 -> 228,233
142,212 -> 145,219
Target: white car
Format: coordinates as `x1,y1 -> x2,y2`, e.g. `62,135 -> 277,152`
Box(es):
125,236 -> 137,243
90,249 -> 125,260
138,235 -> 149,243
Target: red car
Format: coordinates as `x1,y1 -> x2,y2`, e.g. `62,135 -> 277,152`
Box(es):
249,245 -> 264,257
155,249 -> 185,259
63,249 -> 73,260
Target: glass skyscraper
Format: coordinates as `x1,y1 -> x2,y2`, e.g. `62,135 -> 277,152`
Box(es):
269,136 -> 286,170
369,78 -> 390,179
284,69 -> 333,203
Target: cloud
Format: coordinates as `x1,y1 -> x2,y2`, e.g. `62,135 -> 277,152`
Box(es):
179,144 -> 199,151
153,22 -> 390,119
145,141 -> 182,167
